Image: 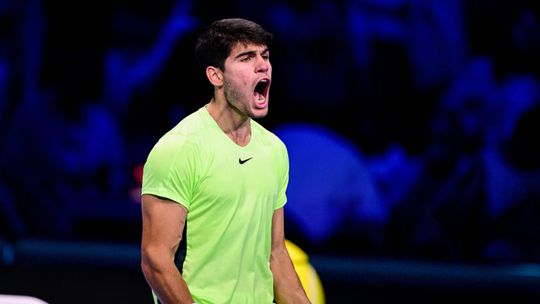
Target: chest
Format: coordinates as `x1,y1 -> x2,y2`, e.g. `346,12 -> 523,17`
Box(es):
193,143 -> 281,208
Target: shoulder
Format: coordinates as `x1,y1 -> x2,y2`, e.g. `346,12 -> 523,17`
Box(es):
148,109 -> 209,160
167,108 -> 208,139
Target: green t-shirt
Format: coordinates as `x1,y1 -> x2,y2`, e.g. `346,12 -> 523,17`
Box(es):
142,106 -> 289,303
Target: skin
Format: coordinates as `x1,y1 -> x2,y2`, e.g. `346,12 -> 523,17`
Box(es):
141,195 -> 193,303
141,41 -> 310,303
205,42 -> 271,146
271,208 -> 313,303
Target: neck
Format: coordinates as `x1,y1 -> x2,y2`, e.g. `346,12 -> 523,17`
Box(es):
206,98 -> 251,146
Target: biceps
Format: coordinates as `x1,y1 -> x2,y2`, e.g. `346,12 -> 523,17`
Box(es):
141,194 -> 187,256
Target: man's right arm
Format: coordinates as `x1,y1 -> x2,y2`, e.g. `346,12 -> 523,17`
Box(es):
141,194 -> 194,304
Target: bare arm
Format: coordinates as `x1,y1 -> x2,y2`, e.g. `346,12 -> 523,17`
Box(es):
141,194 -> 194,304
271,208 -> 311,304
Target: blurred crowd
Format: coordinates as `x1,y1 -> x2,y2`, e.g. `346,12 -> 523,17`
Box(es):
1,0 -> 539,265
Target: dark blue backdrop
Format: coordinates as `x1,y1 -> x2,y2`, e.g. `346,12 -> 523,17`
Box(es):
1,0 -> 540,302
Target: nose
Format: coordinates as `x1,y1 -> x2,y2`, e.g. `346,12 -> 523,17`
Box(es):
256,55 -> 270,73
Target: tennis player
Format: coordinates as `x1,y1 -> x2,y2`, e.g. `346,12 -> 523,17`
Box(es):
140,18 -> 311,304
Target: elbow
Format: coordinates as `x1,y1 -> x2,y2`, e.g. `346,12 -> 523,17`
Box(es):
141,245 -> 168,279
141,253 -> 153,277
141,247 -> 155,278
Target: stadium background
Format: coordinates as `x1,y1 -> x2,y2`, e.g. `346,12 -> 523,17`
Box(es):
1,0 -> 540,302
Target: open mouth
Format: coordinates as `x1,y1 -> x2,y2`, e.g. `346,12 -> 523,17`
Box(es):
253,79 -> 270,104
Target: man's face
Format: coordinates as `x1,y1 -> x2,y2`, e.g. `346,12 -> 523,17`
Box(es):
221,42 -> 272,119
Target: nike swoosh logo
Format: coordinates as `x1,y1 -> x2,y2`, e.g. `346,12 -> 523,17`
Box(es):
239,157 -> 253,164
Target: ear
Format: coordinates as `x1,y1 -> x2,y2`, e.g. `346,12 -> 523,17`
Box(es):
206,66 -> 224,87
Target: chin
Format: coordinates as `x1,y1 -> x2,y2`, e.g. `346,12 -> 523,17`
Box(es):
251,107 -> 269,119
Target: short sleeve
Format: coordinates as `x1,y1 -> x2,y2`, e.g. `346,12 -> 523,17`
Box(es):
141,134 -> 198,210
275,141 -> 289,210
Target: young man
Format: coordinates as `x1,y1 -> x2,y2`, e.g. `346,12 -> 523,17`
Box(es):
140,18 -> 311,304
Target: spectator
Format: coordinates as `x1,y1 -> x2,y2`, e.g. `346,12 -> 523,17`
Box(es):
275,122 -> 385,255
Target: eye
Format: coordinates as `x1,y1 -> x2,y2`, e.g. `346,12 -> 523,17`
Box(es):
240,55 -> 254,62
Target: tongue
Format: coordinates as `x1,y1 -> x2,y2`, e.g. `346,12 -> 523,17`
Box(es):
254,91 -> 265,102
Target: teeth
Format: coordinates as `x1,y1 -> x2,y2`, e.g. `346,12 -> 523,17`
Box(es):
254,79 -> 269,102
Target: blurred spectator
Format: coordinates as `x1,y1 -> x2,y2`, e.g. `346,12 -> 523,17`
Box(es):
2,83 -> 131,240
365,143 -> 424,226
341,0 -> 466,155
383,105 -> 490,262
266,0 -> 350,110
275,123 -> 385,255
379,57 -> 496,262
104,0 -> 198,178
0,0 -> 51,238
482,97 -> 540,264
103,0 -> 198,117
1,0 -> 130,238
383,52 -> 540,263
345,0 -> 466,90
1,97 -> 76,237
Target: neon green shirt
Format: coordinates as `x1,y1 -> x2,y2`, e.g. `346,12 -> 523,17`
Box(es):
142,106 -> 289,303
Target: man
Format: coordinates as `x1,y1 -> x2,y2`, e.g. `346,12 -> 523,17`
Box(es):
140,18 -> 311,304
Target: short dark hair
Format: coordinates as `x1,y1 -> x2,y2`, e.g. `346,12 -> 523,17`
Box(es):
195,18 -> 273,70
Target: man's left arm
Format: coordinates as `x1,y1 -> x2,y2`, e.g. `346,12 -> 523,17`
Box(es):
270,207 -> 311,304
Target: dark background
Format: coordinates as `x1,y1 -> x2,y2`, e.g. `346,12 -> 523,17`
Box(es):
1,0 -> 540,303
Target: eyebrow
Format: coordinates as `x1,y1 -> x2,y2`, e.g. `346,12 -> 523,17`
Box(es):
234,48 -> 270,59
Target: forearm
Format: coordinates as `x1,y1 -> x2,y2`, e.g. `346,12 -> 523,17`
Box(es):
141,252 -> 194,304
270,247 -> 311,304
